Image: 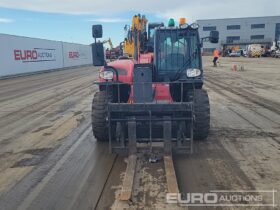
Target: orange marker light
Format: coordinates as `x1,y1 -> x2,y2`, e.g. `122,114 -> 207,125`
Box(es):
179,18 -> 187,26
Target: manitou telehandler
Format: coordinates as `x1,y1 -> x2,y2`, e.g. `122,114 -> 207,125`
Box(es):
90,16 -> 219,200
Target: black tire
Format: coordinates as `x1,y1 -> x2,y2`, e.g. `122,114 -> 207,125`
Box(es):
91,91 -> 113,141
193,89 -> 210,140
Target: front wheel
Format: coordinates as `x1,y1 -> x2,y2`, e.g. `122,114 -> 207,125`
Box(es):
193,89 -> 210,140
91,91 -> 113,141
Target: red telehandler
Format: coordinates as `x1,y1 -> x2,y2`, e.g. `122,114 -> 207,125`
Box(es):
90,16 -> 219,200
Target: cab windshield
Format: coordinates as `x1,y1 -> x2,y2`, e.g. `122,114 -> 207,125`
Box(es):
155,29 -> 200,80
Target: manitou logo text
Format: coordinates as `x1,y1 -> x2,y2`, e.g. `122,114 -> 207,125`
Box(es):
14,48 -> 56,62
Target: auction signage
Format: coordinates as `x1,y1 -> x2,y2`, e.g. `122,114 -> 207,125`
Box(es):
68,51 -> 79,59
14,48 -> 56,62
0,34 -> 63,76
0,33 -> 92,77
63,42 -> 92,67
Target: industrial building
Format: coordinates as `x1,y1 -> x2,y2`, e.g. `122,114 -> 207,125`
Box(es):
197,16 -> 280,54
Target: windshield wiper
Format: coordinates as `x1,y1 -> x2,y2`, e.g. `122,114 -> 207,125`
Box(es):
171,49 -> 198,81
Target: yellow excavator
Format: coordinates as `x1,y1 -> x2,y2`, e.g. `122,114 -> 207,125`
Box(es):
102,38 -> 113,49
103,38 -> 119,60
123,14 -> 147,57
123,14 -> 163,59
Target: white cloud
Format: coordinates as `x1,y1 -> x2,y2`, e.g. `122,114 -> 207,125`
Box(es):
86,18 -> 129,23
0,0 -> 279,21
0,18 -> 14,23
158,1 -> 280,22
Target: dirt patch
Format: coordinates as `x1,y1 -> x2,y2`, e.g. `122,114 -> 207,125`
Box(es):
32,125 -> 53,133
0,66 -> 97,195
210,127 -> 278,139
11,148 -> 54,167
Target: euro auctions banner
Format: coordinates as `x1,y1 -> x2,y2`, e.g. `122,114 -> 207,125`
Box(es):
62,42 -> 92,68
0,34 -> 63,76
14,48 -> 57,62
0,34 -> 92,77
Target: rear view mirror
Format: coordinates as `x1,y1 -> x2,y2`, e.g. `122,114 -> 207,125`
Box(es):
92,43 -> 105,66
209,31 -> 219,43
92,25 -> 103,38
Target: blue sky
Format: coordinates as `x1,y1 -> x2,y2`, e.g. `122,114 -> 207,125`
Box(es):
0,7 -> 164,46
0,0 -> 279,46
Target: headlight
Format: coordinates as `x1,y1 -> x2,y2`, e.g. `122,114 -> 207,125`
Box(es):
190,23 -> 199,29
186,68 -> 201,77
100,71 -> 114,80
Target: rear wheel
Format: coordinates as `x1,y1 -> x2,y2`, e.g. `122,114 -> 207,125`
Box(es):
91,91 -> 113,141
193,89 -> 210,140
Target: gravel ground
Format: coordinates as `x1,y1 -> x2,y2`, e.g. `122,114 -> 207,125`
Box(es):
0,57 -> 279,210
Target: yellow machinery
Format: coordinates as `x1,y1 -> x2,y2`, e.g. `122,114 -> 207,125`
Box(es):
123,14 -> 148,58
102,38 -> 113,50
